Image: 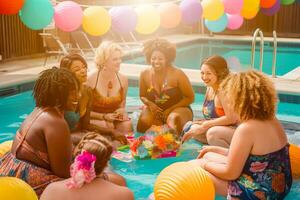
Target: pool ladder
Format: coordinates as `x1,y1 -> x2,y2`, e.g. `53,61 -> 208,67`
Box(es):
251,28 -> 278,77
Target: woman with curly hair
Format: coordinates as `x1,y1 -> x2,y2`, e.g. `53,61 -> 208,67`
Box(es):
40,132 -> 133,200
182,55 -> 238,147
137,38 -> 194,134
189,70 -> 292,199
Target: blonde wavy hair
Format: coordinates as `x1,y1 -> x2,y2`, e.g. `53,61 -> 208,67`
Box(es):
220,70 -> 277,121
94,41 -> 123,69
73,132 -> 113,174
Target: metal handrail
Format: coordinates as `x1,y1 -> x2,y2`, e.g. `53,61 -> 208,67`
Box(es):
272,30 -> 278,78
251,28 -> 264,71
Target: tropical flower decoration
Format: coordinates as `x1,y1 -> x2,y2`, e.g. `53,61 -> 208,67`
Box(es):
130,125 -> 181,159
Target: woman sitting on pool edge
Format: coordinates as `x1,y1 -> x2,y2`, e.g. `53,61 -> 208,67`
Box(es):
189,70 -> 292,199
60,54 -> 127,145
137,38 -> 194,134
40,132 -> 134,200
182,55 -> 238,148
87,42 -> 133,143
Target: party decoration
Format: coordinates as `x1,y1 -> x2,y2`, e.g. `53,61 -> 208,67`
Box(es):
280,0 -> 296,5
227,14 -> 244,30
205,14 -> 228,33
202,0 -> 224,21
179,0 -> 202,25
222,0 -> 243,15
226,56 -> 243,71
158,3 -> 182,29
82,6 -> 111,36
54,1 -> 83,32
130,125 -> 180,159
260,0 -> 277,8
0,0 -> 24,15
289,144 -> 300,179
241,0 -> 260,19
0,177 -> 38,200
135,5 -> 160,35
109,6 -> 137,34
261,0 -> 281,16
154,162 -> 215,200
0,140 -> 12,157
19,0 -> 54,30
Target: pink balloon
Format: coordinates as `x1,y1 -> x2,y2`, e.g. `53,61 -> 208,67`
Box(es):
54,1 -> 83,32
227,14 -> 243,30
222,0 -> 243,15
226,56 -> 242,71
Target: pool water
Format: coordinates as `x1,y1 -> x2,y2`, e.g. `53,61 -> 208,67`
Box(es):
0,87 -> 300,199
126,41 -> 300,76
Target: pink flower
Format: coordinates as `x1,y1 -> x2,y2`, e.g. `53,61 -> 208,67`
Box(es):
250,161 -> 268,173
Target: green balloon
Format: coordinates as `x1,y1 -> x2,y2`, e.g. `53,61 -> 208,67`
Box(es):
19,0 -> 54,30
280,0 -> 295,5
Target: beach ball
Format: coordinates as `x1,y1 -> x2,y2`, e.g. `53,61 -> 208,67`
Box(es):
205,14 -> 228,33
109,6 -> 137,34
19,0 -> 54,30
0,177 -> 38,200
135,5 -> 160,35
179,0 -> 202,25
0,0 -> 24,15
289,144 -> 300,179
227,14 -> 243,30
281,0 -> 296,5
241,0 -> 260,20
154,162 -> 215,200
0,140 -> 12,157
54,1 -> 83,32
158,3 -> 182,29
82,6 -> 111,36
202,0 -> 224,21
261,0 -> 281,16
261,0 -> 277,8
222,0 -> 243,15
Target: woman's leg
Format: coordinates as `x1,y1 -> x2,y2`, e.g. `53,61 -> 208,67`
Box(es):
206,126 -> 235,148
136,107 -> 156,133
166,107 -> 193,134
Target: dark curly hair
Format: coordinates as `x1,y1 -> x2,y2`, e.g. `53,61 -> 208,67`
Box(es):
143,38 -> 176,65
201,55 -> 230,84
73,132 -> 113,174
33,67 -> 79,110
60,54 -> 87,70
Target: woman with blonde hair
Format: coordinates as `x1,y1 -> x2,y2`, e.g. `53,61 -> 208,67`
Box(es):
40,132 -> 134,200
182,55 -> 238,148
189,70 -> 292,199
87,42 -> 132,144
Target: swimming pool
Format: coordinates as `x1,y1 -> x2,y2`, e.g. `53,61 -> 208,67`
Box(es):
125,40 -> 300,76
0,87 -> 300,199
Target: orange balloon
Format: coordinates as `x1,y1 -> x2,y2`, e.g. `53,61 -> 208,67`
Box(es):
289,144 -> 300,179
260,0 -> 277,8
158,3 -> 182,29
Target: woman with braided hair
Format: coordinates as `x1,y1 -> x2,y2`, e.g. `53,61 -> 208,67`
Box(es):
0,67 -> 79,196
40,132 -> 134,200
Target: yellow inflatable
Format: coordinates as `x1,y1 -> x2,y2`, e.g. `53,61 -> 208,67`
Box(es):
0,140 -> 13,157
0,177 -> 38,200
290,143 -> 300,179
154,162 -> 215,200
135,5 -> 160,35
202,0 -> 224,21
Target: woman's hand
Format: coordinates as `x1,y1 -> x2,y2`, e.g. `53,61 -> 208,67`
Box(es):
112,130 -> 128,145
181,124 -> 206,142
148,101 -> 163,115
197,146 -> 216,159
104,113 -> 118,122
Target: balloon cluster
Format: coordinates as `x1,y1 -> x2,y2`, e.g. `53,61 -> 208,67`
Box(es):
0,0 -> 299,35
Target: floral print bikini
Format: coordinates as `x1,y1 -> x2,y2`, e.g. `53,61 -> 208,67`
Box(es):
228,144 -> 292,200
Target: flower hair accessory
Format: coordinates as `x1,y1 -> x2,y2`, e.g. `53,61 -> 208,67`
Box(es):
66,150 -> 97,189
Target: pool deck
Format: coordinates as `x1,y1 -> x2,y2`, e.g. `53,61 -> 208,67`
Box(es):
1,34 -> 300,95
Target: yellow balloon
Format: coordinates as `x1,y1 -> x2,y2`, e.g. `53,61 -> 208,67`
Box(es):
241,7 -> 259,20
0,140 -> 13,157
135,5 -> 160,35
0,177 -> 38,200
82,6 -> 111,36
202,0 -> 224,21
154,162 -> 215,200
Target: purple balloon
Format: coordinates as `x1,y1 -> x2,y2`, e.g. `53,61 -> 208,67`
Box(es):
179,0 -> 202,25
261,0 -> 280,16
109,6 -> 137,34
297,0 -> 300,4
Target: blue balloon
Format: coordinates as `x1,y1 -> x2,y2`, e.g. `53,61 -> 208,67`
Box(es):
19,0 -> 54,30
205,14 -> 228,33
